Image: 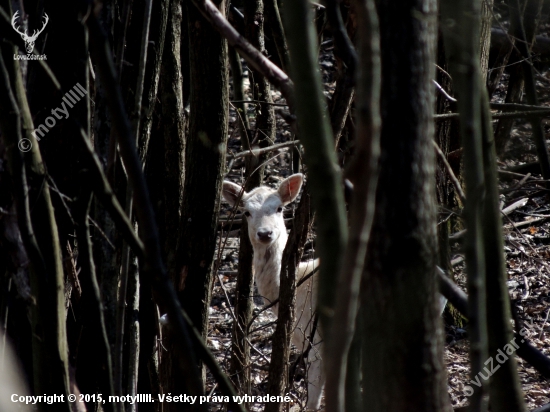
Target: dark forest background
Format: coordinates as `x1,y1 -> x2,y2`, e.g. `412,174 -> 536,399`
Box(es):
1,0 -> 550,411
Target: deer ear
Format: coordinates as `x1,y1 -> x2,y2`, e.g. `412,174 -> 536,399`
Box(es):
278,173 -> 303,205
222,181 -> 245,207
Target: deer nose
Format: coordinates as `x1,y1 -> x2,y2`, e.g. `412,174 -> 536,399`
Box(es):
257,229 -> 273,242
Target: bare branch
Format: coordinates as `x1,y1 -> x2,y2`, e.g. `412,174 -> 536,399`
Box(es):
189,0 -> 295,111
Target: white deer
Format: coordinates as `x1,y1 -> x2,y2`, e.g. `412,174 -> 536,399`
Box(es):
11,11 -> 49,54
222,174 -> 324,410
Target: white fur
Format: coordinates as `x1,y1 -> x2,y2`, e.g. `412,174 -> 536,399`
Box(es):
222,174 -> 324,410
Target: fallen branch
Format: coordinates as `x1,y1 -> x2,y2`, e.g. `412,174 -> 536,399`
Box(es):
503,216 -> 550,230
227,140 -> 301,160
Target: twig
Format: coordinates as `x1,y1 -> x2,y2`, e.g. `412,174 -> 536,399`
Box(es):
522,275 -> 530,299
323,0 -> 357,75
539,308 -> 550,340
498,169 -> 538,180
432,79 -> 456,102
502,173 -> 532,194
435,64 -> 452,81
228,140 -> 301,159
87,216 -> 116,251
432,140 -> 465,204
501,198 -> 528,215
504,216 -> 550,229
231,99 -> 288,107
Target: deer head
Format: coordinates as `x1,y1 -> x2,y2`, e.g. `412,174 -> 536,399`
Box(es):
11,11 -> 49,54
222,174 -> 303,247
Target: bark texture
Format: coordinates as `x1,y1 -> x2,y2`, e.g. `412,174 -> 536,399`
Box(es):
361,0 -> 450,410
178,0 -> 229,362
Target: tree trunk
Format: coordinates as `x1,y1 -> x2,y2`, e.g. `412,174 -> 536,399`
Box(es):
441,1 -> 489,410
265,189 -> 313,412
361,0 -> 450,410
0,47 -> 71,410
244,0 -> 276,156
264,0 -> 290,71
228,3 -> 270,385
178,0 -> 229,378
282,0 -> 348,344
479,0 -> 494,82
155,0 -> 191,409
493,0 -> 543,155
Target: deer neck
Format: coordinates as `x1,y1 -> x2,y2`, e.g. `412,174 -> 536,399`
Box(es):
252,231 -> 287,306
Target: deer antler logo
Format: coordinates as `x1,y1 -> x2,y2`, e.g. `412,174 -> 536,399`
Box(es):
11,11 -> 49,54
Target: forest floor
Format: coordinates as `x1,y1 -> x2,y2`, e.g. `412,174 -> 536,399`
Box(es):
445,67 -> 550,409
205,41 -> 550,411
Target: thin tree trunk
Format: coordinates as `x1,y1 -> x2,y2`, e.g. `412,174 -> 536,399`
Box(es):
116,1 -> 154,403
74,188 -> 117,412
282,0 -> 348,344
264,0 -> 290,71
156,1 -> 191,409
481,87 -> 527,412
243,0 -> 275,190
91,4 -> 121,363
125,259 -> 140,412
228,20 -> 267,388
325,0 -> 381,409
139,0 -> 172,164
0,49 -> 71,410
244,0 -> 276,152
441,2 -> 489,412
228,166 -> 260,394
327,0 -> 357,146
229,47 -> 250,136
161,0 -> 186,285
494,0 -> 543,156
178,0 -> 229,382
265,189 -> 313,412
344,323 -> 362,412
510,0 -> 550,181
481,1 -> 532,404
479,0 -> 494,82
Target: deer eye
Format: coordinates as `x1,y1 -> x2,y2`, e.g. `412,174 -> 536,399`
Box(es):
277,207 -> 283,213
244,211 -> 251,217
